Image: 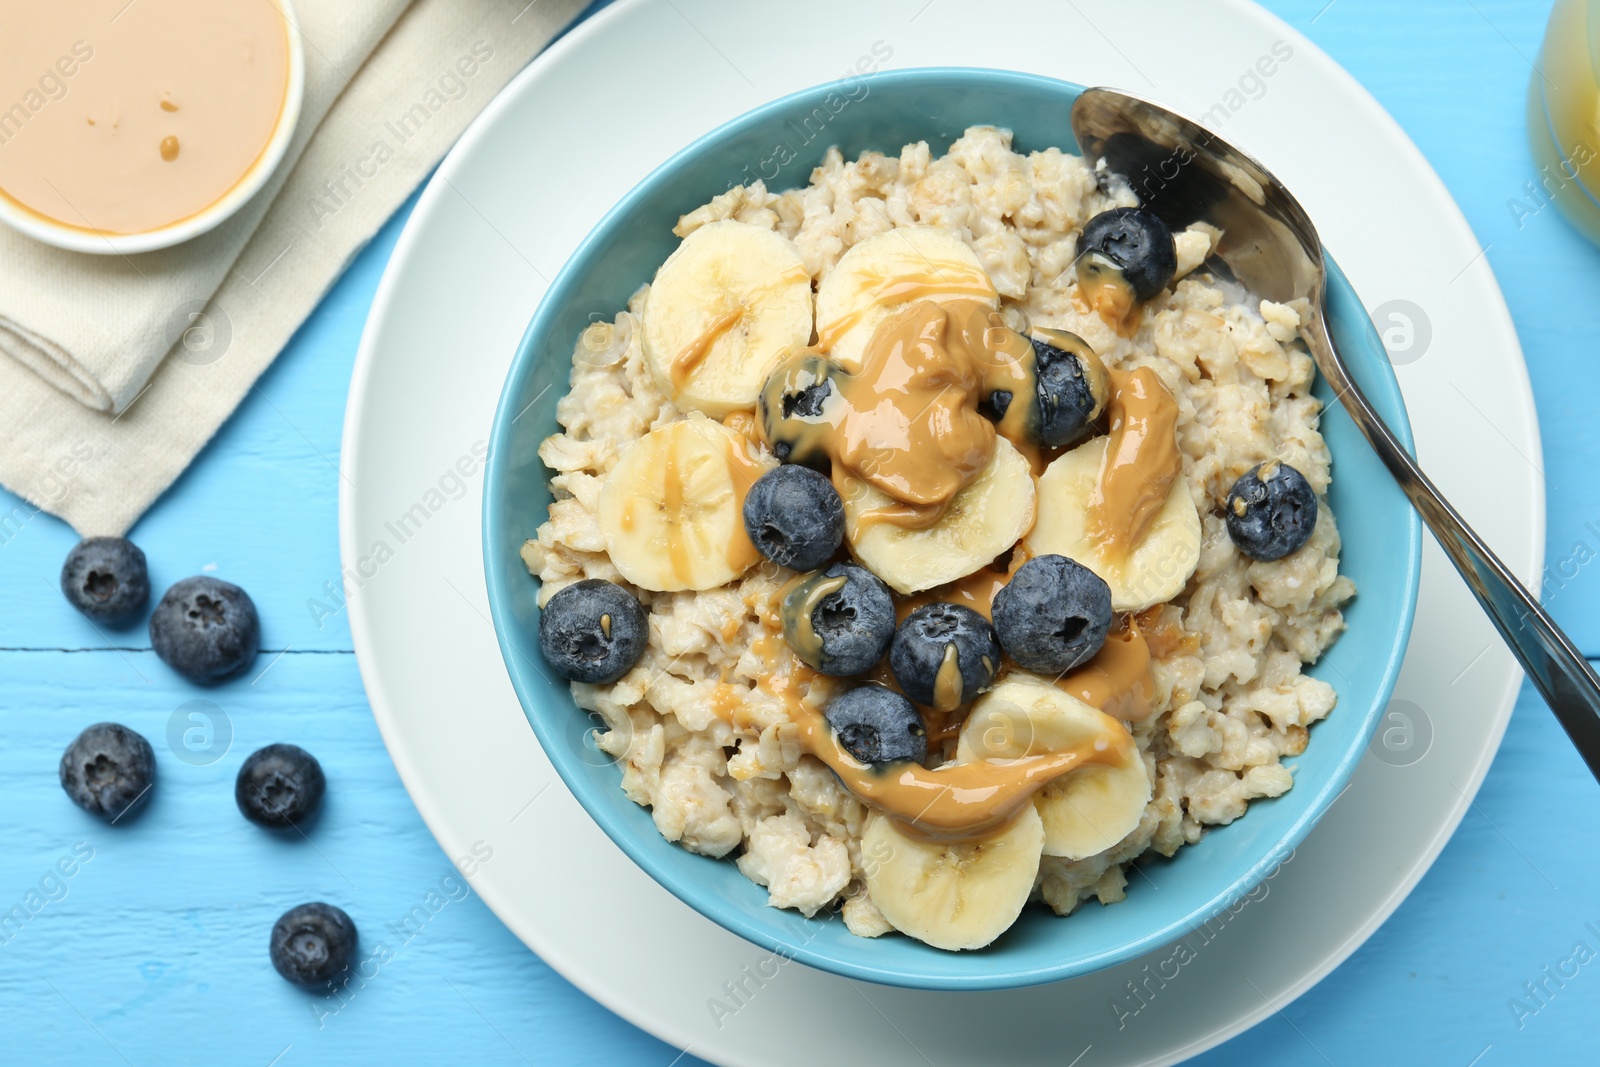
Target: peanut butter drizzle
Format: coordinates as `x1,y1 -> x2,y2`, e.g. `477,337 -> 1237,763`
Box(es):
709,681 -> 747,726
600,613 -> 612,639
662,435 -> 692,585
816,263 -> 997,353
1132,605 -> 1200,658
1087,366 -> 1181,559
763,298 -> 1038,535
893,542 -> 1034,623
931,644 -> 964,712
671,307 -> 744,391
754,586 -> 1146,841
777,572 -> 849,664
1060,621 -> 1157,721
721,410 -> 759,438
661,423 -> 767,583
1075,252 -> 1143,337
718,429 -> 769,573
786,687 -> 1131,841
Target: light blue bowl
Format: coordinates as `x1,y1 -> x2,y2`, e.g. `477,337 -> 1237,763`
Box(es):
484,68 -> 1422,991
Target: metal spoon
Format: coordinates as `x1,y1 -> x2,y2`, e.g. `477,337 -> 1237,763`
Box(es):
1070,86 -> 1600,783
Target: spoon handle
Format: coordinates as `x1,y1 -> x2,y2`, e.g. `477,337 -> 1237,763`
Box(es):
1307,316 -> 1600,783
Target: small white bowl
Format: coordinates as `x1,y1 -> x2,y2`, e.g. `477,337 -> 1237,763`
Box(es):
0,0 -> 305,256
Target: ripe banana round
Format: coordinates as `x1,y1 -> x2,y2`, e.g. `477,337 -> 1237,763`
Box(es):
597,418 -> 774,592
1026,436 -> 1201,612
815,227 -> 998,371
861,805 -> 1045,951
641,221 -> 814,417
957,676 -> 1151,860
843,436 -> 1036,595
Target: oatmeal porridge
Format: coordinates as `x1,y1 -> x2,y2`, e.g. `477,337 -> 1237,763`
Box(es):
523,124 -> 1351,951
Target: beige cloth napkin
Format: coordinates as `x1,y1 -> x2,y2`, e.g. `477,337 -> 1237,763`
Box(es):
0,0 -> 585,535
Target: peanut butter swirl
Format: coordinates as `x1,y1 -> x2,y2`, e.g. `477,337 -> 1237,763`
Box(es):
760,298 -> 1037,532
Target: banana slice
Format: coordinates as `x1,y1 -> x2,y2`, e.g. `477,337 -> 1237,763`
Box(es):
957,677 -> 1151,860
641,221 -> 814,417
843,436 -> 1035,595
815,227 -> 998,371
861,805 -> 1045,951
1026,436 -> 1201,611
597,418 -> 774,592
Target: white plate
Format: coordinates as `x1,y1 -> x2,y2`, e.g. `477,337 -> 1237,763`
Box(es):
340,1 -> 1540,1063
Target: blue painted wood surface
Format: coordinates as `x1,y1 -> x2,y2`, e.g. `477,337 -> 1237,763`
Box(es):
2,1 -> 1597,1063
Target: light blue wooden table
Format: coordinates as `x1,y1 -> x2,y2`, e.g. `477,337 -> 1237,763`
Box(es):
3,1 -> 1597,1063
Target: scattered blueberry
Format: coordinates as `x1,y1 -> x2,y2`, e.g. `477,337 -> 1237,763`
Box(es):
149,576 -> 260,684
538,579 -> 648,684
824,686 -> 927,766
59,722 -> 155,821
270,902 -> 357,990
781,562 -> 895,676
1077,207 -> 1177,301
889,603 -> 1002,711
60,537 -> 150,626
759,353 -> 840,466
1029,328 -> 1109,448
236,744 -> 326,829
992,554 -> 1113,674
1225,461 -> 1318,561
743,465 -> 845,571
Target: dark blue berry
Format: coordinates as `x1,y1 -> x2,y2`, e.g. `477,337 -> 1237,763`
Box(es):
1077,207 -> 1177,301
1030,329 -> 1108,448
236,744 -> 326,829
149,576 -> 260,684
992,554 -> 1113,674
824,686 -> 927,766
759,353 -> 839,466
889,603 -> 1001,711
1225,461 -> 1318,561
270,902 -> 357,990
781,562 -> 895,676
59,722 -> 155,822
60,537 -> 149,626
743,465 -> 844,571
539,579 -> 647,684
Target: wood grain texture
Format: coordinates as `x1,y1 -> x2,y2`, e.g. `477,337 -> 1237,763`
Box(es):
1,0 -> 1597,1064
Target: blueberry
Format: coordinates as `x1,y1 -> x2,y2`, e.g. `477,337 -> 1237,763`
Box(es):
1077,207 -> 1177,302
236,744 -> 326,829
59,722 -> 155,821
149,576 -> 260,684
992,554 -> 1113,674
824,686 -> 927,766
743,465 -> 844,571
1225,461 -> 1318,561
889,603 -> 1001,711
1029,328 -> 1109,449
538,579 -> 648,683
781,563 -> 895,676
60,537 -> 149,626
270,902 -> 357,990
758,353 -> 840,466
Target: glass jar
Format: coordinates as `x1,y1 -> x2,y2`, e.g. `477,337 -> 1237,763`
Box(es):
1528,0 -> 1600,243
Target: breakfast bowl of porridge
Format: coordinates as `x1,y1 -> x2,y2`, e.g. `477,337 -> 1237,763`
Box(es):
482,68 -> 1421,990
